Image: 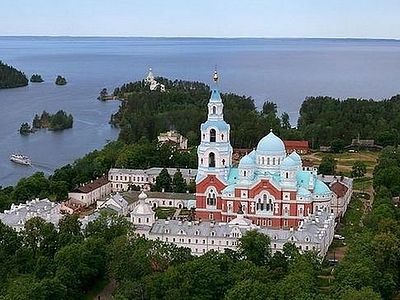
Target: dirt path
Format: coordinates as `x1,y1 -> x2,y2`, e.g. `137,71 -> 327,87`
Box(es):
94,279 -> 116,300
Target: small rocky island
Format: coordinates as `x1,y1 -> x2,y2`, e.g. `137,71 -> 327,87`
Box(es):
97,88 -> 117,101
30,74 -> 44,83
19,110 -> 73,135
0,60 -> 28,89
55,75 -> 67,85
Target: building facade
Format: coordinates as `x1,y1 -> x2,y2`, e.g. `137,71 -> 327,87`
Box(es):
68,176 -> 111,207
109,167 -> 197,192
195,73 -> 333,230
319,175 -> 353,218
158,130 -> 188,150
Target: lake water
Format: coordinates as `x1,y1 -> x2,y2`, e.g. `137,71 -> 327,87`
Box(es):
1,37 -> 400,186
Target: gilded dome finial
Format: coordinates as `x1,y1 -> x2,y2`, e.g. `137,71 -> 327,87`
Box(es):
213,68 -> 218,83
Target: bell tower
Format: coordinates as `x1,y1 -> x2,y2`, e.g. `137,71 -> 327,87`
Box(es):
196,71 -> 233,183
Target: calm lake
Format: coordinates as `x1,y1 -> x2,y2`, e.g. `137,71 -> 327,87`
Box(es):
0,37 -> 400,186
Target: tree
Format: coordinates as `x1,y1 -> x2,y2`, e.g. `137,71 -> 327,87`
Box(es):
172,170 -> 187,193
262,101 -> 277,116
23,217 -> 58,258
318,155 -> 337,175
224,279 -> 273,300
155,168 -> 172,192
281,112 -> 291,129
331,138 -> 346,153
58,214 -> 83,247
19,122 -> 31,135
238,230 -> 271,266
351,161 -> 367,178
340,287 -> 382,300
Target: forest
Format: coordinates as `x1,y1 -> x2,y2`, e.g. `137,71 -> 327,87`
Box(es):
112,78 -> 400,151
32,110 -> 73,131
111,78 -> 299,148
0,60 -> 28,89
298,95 -> 400,148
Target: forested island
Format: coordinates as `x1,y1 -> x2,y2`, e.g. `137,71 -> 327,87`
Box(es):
0,60 -> 28,89
33,110 -> 73,131
19,110 -> 73,135
30,74 -> 44,83
55,75 -> 67,85
112,77 -> 400,151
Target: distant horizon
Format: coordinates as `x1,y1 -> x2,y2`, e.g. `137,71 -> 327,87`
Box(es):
1,35 -> 399,41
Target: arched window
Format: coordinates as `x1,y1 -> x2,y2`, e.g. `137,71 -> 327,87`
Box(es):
201,158 -> 204,165
202,133 -> 205,140
243,170 -> 247,177
207,190 -> 216,206
209,152 -> 215,167
272,157 -> 276,165
212,106 -> 216,114
262,157 -> 265,165
285,172 -> 289,179
210,129 -> 216,142
221,133 -> 224,140
222,159 -> 225,166
267,157 -> 270,165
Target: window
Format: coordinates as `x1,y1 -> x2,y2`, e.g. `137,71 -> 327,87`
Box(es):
267,157 -> 270,165
222,159 -> 225,166
285,172 -> 289,179
209,152 -> 215,167
272,157 -> 276,165
110,175 -> 113,180
201,158 -> 204,165
243,170 -> 247,177
207,190 -> 216,206
221,133 -> 224,140
210,129 -> 216,142
212,106 -> 216,114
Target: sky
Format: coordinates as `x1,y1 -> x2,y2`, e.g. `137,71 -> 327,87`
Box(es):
0,0 -> 399,38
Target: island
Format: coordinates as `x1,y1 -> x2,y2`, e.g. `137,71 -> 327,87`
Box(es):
19,122 -> 32,135
30,74 -> 44,83
0,60 -> 28,89
19,110 -> 74,135
33,110 -> 73,131
97,87 -> 118,101
55,75 -> 67,85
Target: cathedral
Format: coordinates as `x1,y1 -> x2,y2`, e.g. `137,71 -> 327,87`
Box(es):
195,72 -> 333,229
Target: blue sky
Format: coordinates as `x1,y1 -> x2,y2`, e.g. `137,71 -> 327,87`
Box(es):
0,0 -> 399,38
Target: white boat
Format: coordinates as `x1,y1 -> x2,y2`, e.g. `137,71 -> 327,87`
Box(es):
10,153 -> 31,166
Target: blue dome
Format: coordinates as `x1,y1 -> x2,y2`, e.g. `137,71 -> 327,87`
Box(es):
239,154 -> 255,167
281,156 -> 297,168
289,151 -> 302,164
314,179 -> 331,195
256,131 -> 285,154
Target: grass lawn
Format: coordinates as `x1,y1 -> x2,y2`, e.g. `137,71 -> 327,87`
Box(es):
303,151 -> 379,177
336,192 -> 365,240
155,207 -> 176,219
353,177 -> 373,191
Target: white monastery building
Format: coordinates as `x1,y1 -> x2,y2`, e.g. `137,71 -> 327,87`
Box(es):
109,167 -> 197,192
